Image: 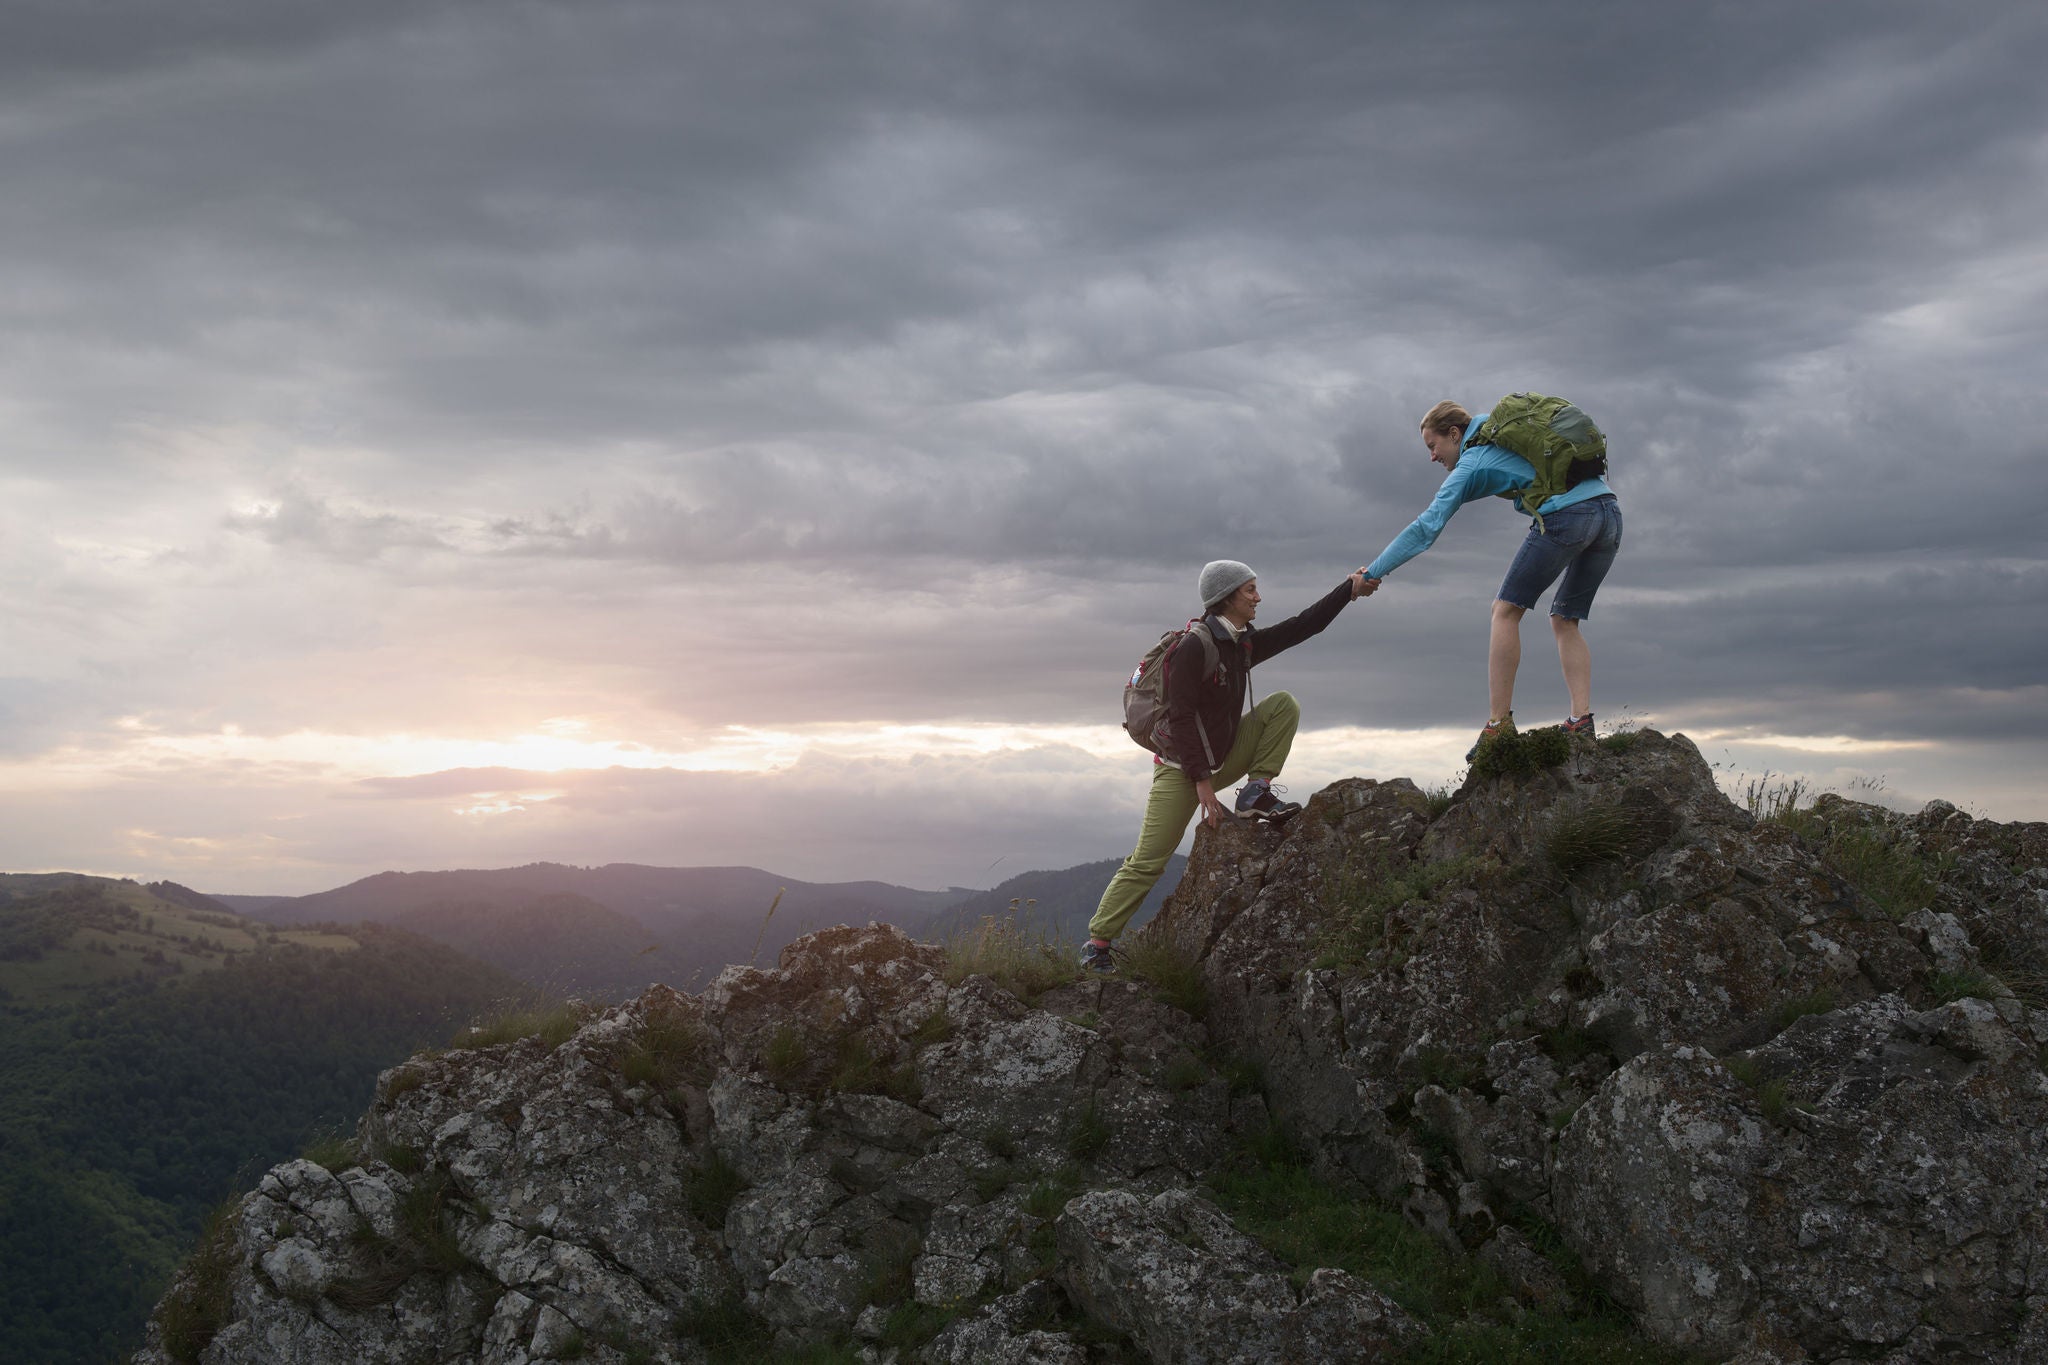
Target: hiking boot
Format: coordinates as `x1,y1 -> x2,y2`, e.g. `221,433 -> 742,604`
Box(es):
1562,712 -> 1595,738
1465,713 -> 1516,761
1235,777 -> 1302,822
1079,939 -> 1117,974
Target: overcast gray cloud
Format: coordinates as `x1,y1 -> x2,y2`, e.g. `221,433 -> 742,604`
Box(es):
3,0 -> 2044,892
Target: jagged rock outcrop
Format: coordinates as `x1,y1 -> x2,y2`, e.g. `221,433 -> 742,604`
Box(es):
137,728 -> 2048,1364
1148,728 -> 2048,1363
136,922 -> 1249,1364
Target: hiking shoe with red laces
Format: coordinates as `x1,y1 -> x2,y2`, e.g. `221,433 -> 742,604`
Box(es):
1465,713 -> 1516,761
1562,712 -> 1595,738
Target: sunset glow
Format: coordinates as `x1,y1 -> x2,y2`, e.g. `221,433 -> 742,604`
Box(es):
3,718 -> 1154,790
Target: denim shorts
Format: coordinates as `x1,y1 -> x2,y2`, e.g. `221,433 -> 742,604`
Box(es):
1497,494 -> 1622,619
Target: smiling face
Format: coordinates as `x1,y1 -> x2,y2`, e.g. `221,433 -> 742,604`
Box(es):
1422,422 -> 1465,471
1218,579 -> 1260,626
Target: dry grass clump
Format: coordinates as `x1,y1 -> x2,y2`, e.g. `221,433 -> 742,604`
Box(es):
616,1011 -> 715,1091
943,914 -> 1075,1001
449,1001 -> 583,1051
1747,781 -> 1951,921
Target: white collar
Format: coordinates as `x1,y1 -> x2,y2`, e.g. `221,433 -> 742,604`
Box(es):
1213,614 -> 1247,640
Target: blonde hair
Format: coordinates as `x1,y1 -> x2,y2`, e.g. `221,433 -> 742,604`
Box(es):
1419,400 -> 1471,436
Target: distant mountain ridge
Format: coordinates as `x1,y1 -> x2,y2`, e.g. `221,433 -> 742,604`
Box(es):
230,862 -> 981,998
211,858 -> 1175,998
245,862 -> 966,930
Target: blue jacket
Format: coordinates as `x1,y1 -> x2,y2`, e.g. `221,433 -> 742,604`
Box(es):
1363,416 -> 1613,580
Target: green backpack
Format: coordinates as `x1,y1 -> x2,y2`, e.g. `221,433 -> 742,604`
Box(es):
1467,393 -> 1607,519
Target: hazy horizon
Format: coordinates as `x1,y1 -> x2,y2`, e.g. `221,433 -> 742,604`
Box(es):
5,1 -> 2045,894
14,848 -> 1165,903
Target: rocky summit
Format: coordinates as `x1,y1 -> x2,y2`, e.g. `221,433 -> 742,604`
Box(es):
135,729 -> 2048,1364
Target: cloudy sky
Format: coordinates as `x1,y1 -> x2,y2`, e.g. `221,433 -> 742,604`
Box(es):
4,0 -> 2044,896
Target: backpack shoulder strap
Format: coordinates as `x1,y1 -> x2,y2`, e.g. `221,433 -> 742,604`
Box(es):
1187,618 -> 1221,677
1176,619 -> 1224,770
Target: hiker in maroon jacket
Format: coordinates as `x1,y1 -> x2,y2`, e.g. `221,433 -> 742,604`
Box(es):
1082,560 -> 1376,973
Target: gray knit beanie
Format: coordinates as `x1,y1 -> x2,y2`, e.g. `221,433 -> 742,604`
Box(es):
1198,559 -> 1256,610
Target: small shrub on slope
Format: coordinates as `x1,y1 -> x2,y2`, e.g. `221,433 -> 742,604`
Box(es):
155,1201 -> 239,1365
1468,726 -> 1571,781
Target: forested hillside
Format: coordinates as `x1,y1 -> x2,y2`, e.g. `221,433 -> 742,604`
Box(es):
390,892 -> 697,998
0,877 -> 525,1363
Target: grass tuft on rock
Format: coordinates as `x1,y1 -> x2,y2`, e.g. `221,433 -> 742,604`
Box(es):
1769,987 -> 1836,1034
373,1140 -> 424,1174
1467,725 -> 1572,781
827,1031 -> 884,1093
683,1148 -> 745,1228
450,1002 -> 582,1051
1751,786 -> 1951,921
1024,1167 -> 1085,1221
908,1005 -> 956,1048
156,1199 -> 240,1365
1316,856 -> 1475,972
1121,933 -> 1208,1018
762,1024 -> 809,1082
673,1293 -> 774,1355
326,1169 -> 473,1310
1544,802 -> 1650,879
301,1128 -> 359,1174
1931,969 -> 2001,1004
616,1011 -> 715,1091
1066,1100 -> 1111,1160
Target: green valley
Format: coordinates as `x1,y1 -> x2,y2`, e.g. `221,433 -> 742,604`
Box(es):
0,875 -> 527,1363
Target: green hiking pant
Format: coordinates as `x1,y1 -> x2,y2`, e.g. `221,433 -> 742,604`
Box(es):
1088,690 -> 1300,942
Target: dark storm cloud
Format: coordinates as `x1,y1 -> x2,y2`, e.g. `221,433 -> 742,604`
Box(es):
4,0 -> 2047,885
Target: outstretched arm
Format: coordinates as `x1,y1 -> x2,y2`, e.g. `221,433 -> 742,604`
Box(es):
1247,577 -> 1358,666
1362,464 -> 1476,580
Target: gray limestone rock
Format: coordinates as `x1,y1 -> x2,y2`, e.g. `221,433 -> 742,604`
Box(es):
1554,997 -> 2048,1360
134,737 -> 2048,1365
1054,1188 -> 1422,1363
918,1282 -> 1086,1365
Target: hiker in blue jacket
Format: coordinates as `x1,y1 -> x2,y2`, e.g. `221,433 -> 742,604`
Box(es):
1360,399 -> 1622,757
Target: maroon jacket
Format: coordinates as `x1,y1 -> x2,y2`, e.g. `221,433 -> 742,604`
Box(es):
1157,578 -> 1354,782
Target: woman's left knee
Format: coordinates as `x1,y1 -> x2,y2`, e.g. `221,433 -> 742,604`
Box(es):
1263,690 -> 1300,719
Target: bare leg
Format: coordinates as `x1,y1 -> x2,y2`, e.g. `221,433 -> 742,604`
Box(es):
1553,615 -> 1591,718
1488,599 -> 1526,721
